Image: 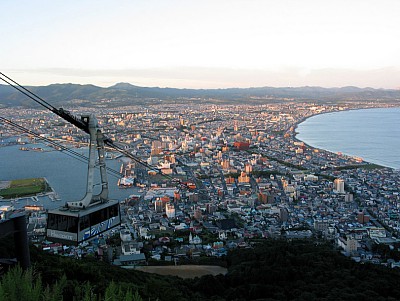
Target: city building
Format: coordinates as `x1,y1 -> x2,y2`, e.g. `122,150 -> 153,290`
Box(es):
334,178 -> 345,193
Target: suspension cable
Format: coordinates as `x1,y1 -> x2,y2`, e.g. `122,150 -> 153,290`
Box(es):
0,72 -> 57,111
0,72 -> 194,192
0,116 -> 122,178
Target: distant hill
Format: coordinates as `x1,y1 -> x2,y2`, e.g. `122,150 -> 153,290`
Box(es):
1,82 -> 400,108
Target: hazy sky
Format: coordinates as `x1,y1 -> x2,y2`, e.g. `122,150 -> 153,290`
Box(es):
2,0 -> 400,88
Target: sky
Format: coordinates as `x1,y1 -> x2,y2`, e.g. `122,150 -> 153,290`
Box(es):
2,0 -> 400,89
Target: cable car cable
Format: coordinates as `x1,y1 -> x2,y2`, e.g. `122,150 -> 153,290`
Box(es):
0,73 -> 164,175
0,116 -> 122,178
0,72 -> 56,111
0,72 -> 195,192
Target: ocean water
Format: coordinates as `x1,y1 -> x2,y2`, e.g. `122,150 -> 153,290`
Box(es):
296,107 -> 400,170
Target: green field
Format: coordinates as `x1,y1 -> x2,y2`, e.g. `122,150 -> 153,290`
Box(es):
0,178 -> 49,199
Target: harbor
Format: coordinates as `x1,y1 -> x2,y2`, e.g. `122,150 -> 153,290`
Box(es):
6,191 -> 62,209
0,144 -> 138,210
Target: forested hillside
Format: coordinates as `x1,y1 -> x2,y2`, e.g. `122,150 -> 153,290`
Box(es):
1,238 -> 400,300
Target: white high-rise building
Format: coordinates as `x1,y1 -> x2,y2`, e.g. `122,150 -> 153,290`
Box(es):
165,203 -> 176,218
334,178 -> 345,194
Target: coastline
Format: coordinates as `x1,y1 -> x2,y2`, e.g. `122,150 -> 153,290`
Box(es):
293,106 -> 400,170
0,177 -> 58,208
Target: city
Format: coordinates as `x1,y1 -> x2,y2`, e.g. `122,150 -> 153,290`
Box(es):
1,100 -> 400,269
2,0 -> 400,299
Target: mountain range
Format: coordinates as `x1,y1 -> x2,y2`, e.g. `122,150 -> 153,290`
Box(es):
1,82 -> 400,108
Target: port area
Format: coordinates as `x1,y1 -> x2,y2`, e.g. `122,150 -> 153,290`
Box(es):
0,178 -> 51,199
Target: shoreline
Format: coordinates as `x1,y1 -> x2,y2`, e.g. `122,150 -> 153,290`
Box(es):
0,177 -> 56,208
292,105 -> 400,171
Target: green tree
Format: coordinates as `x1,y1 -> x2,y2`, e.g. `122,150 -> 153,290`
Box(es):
0,266 -> 65,301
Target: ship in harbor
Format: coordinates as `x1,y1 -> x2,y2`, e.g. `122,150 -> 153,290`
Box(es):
117,176 -> 135,187
19,147 -> 45,152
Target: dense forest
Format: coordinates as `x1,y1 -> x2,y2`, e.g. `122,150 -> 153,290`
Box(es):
1,238 -> 400,300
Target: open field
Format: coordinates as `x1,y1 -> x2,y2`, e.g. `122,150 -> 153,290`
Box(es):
134,265 -> 228,279
0,178 -> 48,198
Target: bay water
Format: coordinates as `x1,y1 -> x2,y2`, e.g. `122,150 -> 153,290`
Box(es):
0,144 -> 135,209
296,107 -> 400,169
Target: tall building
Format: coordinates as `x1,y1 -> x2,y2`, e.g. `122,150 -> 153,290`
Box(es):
346,236 -> 358,256
225,176 -> 235,184
357,211 -> 370,224
174,191 -> 181,202
166,203 -> 176,218
206,203 -> 217,214
151,140 -> 164,155
334,178 -> 345,194
238,172 -> 250,183
154,199 -> 163,213
344,192 -> 353,202
221,159 -> 230,169
245,164 -> 253,173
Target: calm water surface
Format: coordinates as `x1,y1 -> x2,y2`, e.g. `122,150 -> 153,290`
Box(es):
296,107 -> 400,169
0,144 -> 135,209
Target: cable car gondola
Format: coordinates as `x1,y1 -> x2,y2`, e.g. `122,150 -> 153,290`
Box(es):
46,114 -> 121,245
46,199 -> 120,245
0,72 -> 192,246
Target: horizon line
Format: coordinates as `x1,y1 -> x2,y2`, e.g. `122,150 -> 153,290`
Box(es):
3,66 -> 400,90
1,81 -> 399,91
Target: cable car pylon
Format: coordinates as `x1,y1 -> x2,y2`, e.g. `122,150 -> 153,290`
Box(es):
67,114 -> 109,209
46,114 -> 121,245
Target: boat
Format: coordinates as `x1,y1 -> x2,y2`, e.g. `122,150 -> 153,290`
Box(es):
31,147 -> 44,152
105,152 -> 116,160
24,204 -> 44,211
118,177 -> 135,187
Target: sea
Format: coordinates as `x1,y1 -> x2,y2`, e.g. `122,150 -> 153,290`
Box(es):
296,107 -> 400,170
0,144 -> 136,209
